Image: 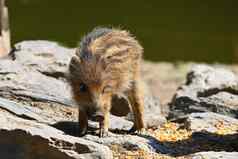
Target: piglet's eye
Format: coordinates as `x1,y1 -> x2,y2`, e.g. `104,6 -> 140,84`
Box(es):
102,85 -> 112,94
79,83 -> 87,92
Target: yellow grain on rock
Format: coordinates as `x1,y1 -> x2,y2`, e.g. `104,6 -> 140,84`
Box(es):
214,120 -> 238,135
111,121 -> 238,159
148,122 -> 192,142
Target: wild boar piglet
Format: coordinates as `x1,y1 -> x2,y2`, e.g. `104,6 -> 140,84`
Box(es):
69,27 -> 145,137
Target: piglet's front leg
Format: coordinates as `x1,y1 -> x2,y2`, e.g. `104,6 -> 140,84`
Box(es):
78,109 -> 88,137
99,111 -> 110,137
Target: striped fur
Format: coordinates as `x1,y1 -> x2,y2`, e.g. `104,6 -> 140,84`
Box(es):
69,27 -> 145,137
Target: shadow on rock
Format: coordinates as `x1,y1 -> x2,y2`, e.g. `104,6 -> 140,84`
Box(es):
51,121 -> 105,136
51,121 -> 130,137
51,121 -> 80,136
139,131 -> 238,157
52,121 -> 238,157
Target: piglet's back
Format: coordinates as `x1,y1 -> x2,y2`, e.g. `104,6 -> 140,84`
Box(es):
69,27 -> 143,92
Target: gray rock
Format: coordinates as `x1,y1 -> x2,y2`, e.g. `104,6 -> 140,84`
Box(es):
88,115 -> 133,131
0,96 -> 71,124
82,113 -> 238,157
83,133 -> 172,154
184,112 -> 238,133
189,151 -> 238,159
0,57 -> 75,107
14,40 -> 75,76
0,109 -> 113,159
166,112 -> 238,155
143,96 -> 166,128
169,64 -> 238,119
125,95 -> 165,128
0,41 -> 76,106
154,115 -> 238,156
0,96 -> 47,122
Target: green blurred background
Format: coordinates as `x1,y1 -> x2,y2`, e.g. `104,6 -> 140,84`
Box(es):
7,0 -> 238,63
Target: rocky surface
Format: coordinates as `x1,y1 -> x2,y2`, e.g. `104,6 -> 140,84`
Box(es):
168,113 -> 238,156
0,41 -> 237,158
0,109 -> 112,159
184,112 -> 238,133
188,151 -> 238,159
0,41 -> 75,106
169,64 -> 238,119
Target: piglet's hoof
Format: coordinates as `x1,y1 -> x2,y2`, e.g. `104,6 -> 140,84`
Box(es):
99,129 -> 109,138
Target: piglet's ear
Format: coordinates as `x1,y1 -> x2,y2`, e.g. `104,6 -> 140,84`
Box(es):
75,48 -> 80,56
69,56 -> 81,73
74,48 -> 83,62
70,56 -> 81,66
